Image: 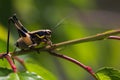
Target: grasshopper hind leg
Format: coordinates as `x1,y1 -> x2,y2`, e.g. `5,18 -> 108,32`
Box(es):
2,17 -> 12,57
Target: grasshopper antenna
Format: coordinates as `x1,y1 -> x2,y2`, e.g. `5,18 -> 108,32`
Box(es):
50,15 -> 70,31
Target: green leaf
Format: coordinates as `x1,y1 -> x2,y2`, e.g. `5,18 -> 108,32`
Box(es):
0,67 -> 43,80
96,67 -> 120,80
0,67 -> 12,76
26,63 -> 57,80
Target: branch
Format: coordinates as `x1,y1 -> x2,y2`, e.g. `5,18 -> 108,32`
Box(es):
48,50 -> 97,80
53,29 -> 120,48
1,54 -> 17,72
3,29 -> 120,57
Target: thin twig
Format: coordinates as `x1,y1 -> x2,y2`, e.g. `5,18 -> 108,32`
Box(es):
53,30 -> 120,49
48,50 -> 98,80
4,54 -> 17,72
108,36 -> 120,40
13,56 -> 27,70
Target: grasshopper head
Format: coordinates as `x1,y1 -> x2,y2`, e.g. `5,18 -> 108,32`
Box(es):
30,29 -> 52,38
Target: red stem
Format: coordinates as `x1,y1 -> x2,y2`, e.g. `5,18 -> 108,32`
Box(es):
48,50 -> 97,80
4,54 -> 17,72
13,56 -> 26,70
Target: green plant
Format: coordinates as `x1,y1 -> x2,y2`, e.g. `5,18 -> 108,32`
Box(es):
1,19 -> 120,79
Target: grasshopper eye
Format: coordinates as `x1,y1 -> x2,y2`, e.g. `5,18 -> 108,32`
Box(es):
45,30 -> 51,35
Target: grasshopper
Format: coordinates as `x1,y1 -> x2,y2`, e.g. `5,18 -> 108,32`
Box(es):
9,14 -> 52,50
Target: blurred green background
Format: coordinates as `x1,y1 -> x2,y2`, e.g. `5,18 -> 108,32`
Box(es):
0,0 -> 120,80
